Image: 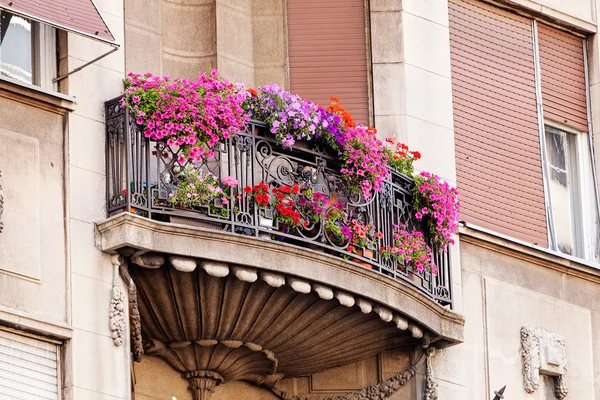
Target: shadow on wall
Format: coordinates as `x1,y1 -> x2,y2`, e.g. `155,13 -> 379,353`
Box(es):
133,355 -> 280,400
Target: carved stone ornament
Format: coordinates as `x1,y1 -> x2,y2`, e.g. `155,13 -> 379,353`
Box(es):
109,255 -> 126,346
521,327 -> 568,399
274,358 -> 419,400
0,169 -> 4,233
423,348 -> 438,400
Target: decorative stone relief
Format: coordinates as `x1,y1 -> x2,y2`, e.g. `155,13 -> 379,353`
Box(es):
275,365 -> 416,400
109,255 -> 126,346
0,170 -> 4,233
521,327 -> 568,399
423,348 -> 438,400
120,260 -> 144,361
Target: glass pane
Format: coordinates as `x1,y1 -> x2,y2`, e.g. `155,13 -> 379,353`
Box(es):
545,126 -> 580,256
0,11 -> 33,84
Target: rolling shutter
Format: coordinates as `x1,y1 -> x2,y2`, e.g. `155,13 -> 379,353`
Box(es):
449,0 -> 548,246
538,23 -> 588,132
287,0 -> 370,124
0,329 -> 59,400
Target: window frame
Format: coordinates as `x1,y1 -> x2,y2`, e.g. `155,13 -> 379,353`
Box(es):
0,11 -> 56,91
542,121 -> 599,260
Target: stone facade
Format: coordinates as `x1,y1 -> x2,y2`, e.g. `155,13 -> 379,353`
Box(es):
0,0 -> 599,399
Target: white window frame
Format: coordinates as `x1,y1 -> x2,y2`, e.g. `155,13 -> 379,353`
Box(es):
532,20 -> 600,263
1,11 -> 57,91
543,120 -> 599,261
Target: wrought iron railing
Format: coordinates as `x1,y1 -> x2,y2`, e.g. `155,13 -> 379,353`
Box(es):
105,97 -> 453,308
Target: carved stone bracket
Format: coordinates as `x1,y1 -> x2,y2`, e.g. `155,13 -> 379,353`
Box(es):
0,169 -> 4,233
109,255 -> 126,346
521,327 -> 568,399
423,348 -> 438,400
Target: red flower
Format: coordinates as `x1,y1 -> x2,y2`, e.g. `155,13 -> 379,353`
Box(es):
277,193 -> 284,201
247,88 -> 258,97
292,183 -> 300,194
412,151 -> 421,160
243,186 -> 252,193
347,245 -> 355,253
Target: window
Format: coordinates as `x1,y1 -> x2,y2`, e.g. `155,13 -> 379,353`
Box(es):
0,10 -> 56,89
544,124 -> 600,261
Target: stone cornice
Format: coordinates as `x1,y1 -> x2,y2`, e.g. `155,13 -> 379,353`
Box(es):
459,225 -> 600,285
96,213 -> 464,345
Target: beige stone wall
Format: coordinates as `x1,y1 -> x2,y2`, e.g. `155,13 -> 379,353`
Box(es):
63,0 -> 132,398
124,0 -> 287,87
460,230 -> 600,399
0,96 -> 66,322
133,350 -> 421,399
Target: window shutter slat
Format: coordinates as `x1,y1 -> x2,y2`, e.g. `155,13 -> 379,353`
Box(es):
287,0 -> 369,124
449,0 -> 548,247
538,23 -> 588,132
0,330 -> 58,400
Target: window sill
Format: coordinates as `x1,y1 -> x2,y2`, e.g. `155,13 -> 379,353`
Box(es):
0,76 -> 76,115
459,222 -> 600,277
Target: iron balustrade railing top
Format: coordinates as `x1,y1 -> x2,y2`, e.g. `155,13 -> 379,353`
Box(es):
105,97 -> 453,308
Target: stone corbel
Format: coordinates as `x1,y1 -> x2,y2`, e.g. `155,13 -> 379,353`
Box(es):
423,347 -> 438,400
109,254 -> 126,346
521,327 -> 568,399
108,253 -> 149,362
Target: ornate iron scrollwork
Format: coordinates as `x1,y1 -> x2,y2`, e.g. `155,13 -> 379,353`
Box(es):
103,100 -> 454,307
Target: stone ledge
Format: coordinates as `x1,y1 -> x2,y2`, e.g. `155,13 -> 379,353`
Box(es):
0,76 -> 76,115
95,213 -> 465,345
0,304 -> 72,340
459,224 -> 600,283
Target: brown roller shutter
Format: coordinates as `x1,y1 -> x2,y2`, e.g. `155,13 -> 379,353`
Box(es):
0,0 -> 116,44
538,23 -> 588,132
449,0 -> 548,246
287,0 -> 370,124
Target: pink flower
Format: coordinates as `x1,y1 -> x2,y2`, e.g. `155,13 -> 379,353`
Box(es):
221,176 -> 238,188
221,196 -> 229,205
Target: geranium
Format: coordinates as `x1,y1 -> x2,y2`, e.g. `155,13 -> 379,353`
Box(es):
340,126 -> 390,198
381,225 -> 437,275
413,172 -> 460,250
348,220 -> 381,253
384,137 -> 421,177
122,70 -> 249,162
245,85 -> 343,149
244,182 -> 270,206
327,97 -> 356,129
221,176 -> 238,188
271,183 -> 306,228
167,164 -> 224,208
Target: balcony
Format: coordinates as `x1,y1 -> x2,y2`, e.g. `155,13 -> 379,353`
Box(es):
104,97 -> 453,306
99,97 -> 464,399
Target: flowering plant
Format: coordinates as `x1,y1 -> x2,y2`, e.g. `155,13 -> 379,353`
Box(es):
324,204 -> 351,244
122,70 -> 249,163
384,137 -> 421,176
340,126 -> 390,198
413,172 -> 460,250
167,165 -> 230,208
381,225 -> 437,275
243,182 -> 271,207
346,220 -> 382,255
246,85 -> 343,148
271,183 -> 305,228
